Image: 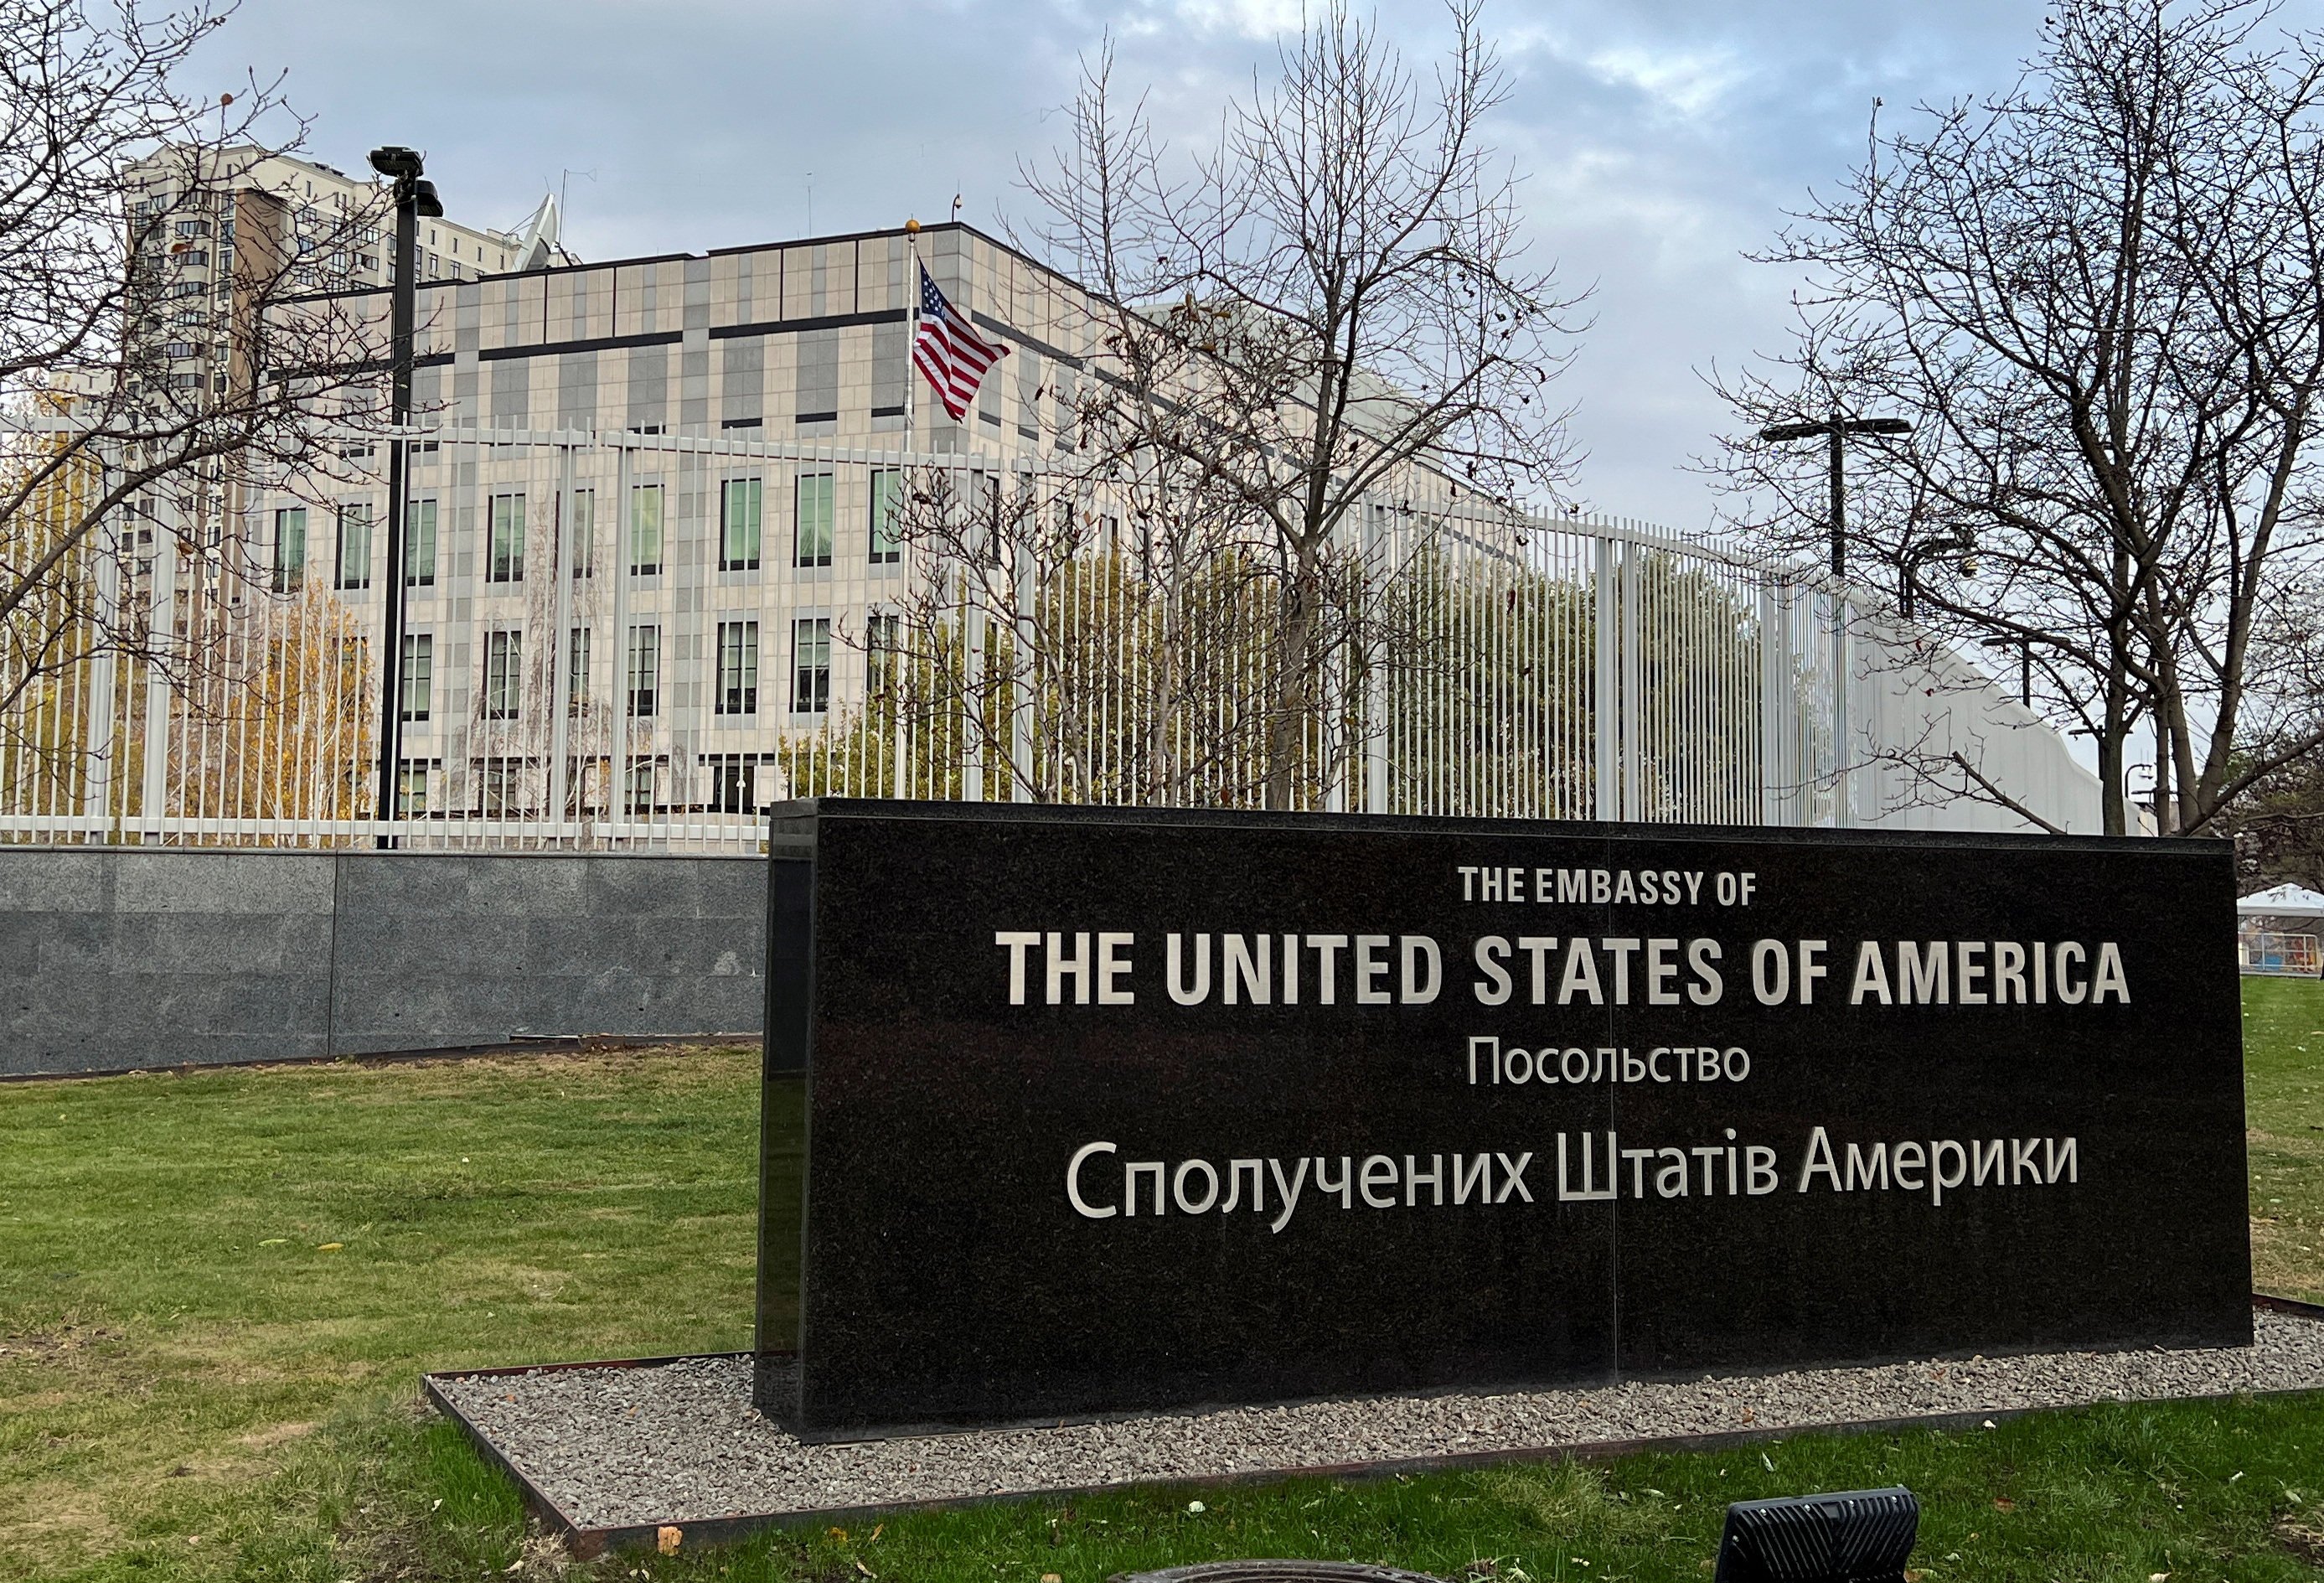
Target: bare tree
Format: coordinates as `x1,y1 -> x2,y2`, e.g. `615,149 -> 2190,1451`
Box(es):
865,462 -> 1375,807
0,0 -> 392,756
1017,0 -> 1585,808
2219,569 -> 2324,882
1708,0 -> 2324,836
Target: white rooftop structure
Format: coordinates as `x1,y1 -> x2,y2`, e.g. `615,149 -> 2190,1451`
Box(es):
2239,883 -> 2324,920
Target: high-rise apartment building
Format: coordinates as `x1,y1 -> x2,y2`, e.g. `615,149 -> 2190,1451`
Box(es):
121,146 -> 574,406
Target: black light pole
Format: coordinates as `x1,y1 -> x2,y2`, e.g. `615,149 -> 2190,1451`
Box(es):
1757,411 -> 1912,830
368,146 -> 442,846
1758,413 -> 1913,579
1980,635 -> 2033,706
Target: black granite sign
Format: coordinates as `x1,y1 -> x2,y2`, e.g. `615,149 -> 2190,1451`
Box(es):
756,801 -> 2249,1440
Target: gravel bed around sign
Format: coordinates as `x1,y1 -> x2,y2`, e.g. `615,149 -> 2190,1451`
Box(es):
431,1311 -> 2324,1531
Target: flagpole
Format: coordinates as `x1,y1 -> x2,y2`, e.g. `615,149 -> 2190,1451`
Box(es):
900,218 -> 921,803
902,218 -> 920,463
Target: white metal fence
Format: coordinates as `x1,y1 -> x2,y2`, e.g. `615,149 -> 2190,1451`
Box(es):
0,428 -> 2103,850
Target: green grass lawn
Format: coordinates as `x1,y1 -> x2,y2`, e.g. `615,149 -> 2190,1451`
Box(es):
2244,977 -> 2324,1306
0,979 -> 2319,1583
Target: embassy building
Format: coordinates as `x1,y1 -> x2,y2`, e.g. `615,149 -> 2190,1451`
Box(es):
225,221 -> 2097,843
256,220 -> 1474,828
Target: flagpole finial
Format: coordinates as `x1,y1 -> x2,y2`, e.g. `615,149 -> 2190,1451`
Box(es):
905,218 -> 920,235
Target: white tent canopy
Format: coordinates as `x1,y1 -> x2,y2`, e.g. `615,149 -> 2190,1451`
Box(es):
2239,883 -> 2324,921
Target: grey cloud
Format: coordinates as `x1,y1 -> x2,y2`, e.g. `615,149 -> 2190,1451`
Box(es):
189,0 -> 2313,529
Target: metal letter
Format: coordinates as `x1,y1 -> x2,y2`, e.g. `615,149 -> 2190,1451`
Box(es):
1930,1139 -> 1967,1204
1495,1151 -> 1535,1204
996,930 -> 1041,1006
1123,1160 -> 1165,1216
1267,1156 -> 1309,1234
1173,1158 -> 1220,1214
1067,1141 -> 1118,1218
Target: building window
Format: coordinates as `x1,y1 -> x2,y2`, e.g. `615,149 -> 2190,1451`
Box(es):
488,493 -> 524,582
484,629 -> 522,719
869,468 -> 902,566
629,484 -> 662,575
866,610 -> 901,689
792,617 -> 831,715
571,489 -> 596,577
271,507 -> 306,592
794,472 -> 833,568
624,761 -> 658,814
710,758 -> 756,813
627,624 -> 659,717
400,634 -> 432,721
715,620 -> 759,716
480,757 -> 525,817
396,761 -> 430,815
720,477 -> 762,571
335,502 -> 372,590
405,499 -> 436,586
567,626 -> 590,714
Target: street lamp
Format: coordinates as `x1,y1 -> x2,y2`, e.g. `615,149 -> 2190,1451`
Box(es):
368,146 -> 443,846
1758,413 -> 1913,580
1758,411 -> 1910,831
1980,634 -> 2033,706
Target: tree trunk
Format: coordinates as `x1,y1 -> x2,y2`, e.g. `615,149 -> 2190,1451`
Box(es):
1264,543 -> 1323,810
2152,704 -> 2175,835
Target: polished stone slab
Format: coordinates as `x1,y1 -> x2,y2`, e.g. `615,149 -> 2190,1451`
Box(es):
757,802 -> 2249,1439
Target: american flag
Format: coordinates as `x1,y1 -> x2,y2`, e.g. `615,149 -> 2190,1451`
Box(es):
912,264 -> 1010,422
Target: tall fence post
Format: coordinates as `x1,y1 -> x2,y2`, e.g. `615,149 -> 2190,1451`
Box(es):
963,602 -> 985,804
892,531 -> 912,799
547,438 -> 576,846
1593,533 -> 1617,821
141,509 -> 178,840
1363,503 -> 1388,815
1758,582 -> 1784,827
1619,538 -> 1643,822
1011,539 -> 1034,803
611,440 -> 633,839
82,525 -> 121,834
1832,592 -> 1853,829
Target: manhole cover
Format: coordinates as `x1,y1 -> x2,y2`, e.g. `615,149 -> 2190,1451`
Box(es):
1113,1564 -> 1448,1583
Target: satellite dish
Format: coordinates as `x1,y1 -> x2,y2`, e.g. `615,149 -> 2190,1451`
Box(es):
510,192 -> 562,271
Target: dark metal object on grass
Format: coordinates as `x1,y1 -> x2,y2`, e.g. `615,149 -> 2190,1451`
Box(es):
1714,1487 -> 1919,1583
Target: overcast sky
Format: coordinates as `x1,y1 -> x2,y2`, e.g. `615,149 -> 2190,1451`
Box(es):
193,0 -> 2099,532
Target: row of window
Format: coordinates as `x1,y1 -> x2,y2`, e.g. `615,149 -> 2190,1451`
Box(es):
397,616 -> 865,723
271,472 -> 905,591
396,756 -> 762,817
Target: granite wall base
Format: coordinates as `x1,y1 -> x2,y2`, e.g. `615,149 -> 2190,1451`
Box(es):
0,850 -> 767,1077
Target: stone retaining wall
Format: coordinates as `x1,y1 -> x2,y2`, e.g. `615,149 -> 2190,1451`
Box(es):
0,850 -> 767,1077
